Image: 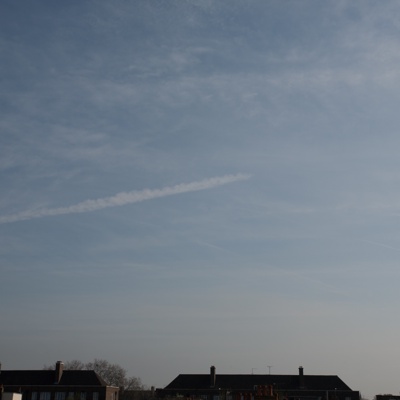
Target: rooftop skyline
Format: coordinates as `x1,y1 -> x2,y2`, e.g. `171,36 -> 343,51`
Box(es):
2,1 -> 400,398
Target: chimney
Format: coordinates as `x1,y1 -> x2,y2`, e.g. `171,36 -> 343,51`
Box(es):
55,361 -> 64,383
210,365 -> 216,388
299,366 -> 305,389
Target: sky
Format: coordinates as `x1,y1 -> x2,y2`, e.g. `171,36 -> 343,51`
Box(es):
2,0 -> 400,398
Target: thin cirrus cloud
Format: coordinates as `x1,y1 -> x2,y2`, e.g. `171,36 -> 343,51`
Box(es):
0,173 -> 251,224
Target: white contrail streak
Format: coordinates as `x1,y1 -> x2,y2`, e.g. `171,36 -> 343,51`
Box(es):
0,173 -> 251,224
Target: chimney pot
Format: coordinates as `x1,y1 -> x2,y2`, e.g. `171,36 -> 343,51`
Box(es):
210,366 -> 216,388
55,361 -> 64,383
299,366 -> 305,389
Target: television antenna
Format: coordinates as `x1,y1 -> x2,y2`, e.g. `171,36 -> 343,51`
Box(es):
267,366 -> 273,375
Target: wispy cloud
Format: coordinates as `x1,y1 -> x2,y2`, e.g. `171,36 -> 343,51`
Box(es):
0,174 -> 251,224
360,239 -> 400,253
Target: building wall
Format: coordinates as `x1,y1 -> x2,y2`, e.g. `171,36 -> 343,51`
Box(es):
3,394 -> 23,400
2,386 -> 118,400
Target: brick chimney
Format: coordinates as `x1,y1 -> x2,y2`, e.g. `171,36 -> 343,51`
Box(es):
55,361 -> 64,383
210,366 -> 216,388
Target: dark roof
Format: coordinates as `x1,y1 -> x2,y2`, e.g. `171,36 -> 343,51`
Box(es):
164,374 -> 353,391
59,371 -> 108,386
0,370 -> 108,387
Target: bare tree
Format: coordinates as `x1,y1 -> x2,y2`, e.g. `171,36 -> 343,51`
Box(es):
43,360 -> 84,370
43,359 -> 144,390
124,376 -> 143,391
86,359 -> 128,388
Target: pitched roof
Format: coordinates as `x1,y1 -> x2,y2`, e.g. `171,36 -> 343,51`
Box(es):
0,371 -> 55,386
0,370 -> 108,387
59,371 -> 108,386
164,374 -> 353,391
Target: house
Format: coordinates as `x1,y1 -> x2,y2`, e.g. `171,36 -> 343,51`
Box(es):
120,388 -> 156,400
156,366 -> 360,400
375,396 -> 400,400
0,361 -> 119,400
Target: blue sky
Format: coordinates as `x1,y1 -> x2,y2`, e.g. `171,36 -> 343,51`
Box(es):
2,1 -> 400,397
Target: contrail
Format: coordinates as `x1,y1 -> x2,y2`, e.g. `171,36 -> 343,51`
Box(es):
360,239 -> 400,252
0,173 -> 251,224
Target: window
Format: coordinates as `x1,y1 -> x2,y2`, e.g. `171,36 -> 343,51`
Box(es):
80,393 -> 87,400
32,393 -> 38,400
40,393 -> 51,400
93,393 -> 99,400
56,393 -> 66,400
